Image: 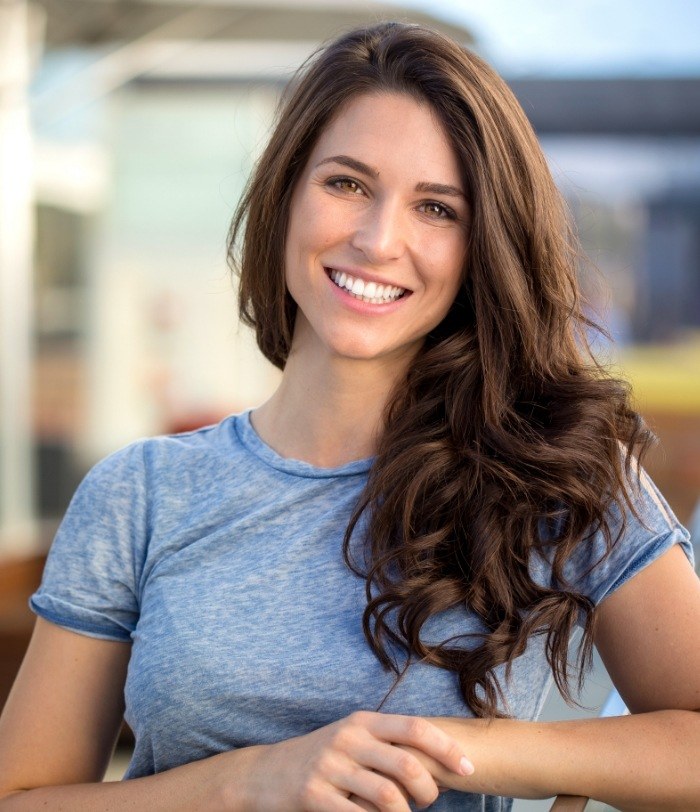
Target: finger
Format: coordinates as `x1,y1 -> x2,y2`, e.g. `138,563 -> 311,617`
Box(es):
303,787 -> 380,812
348,795 -> 380,811
356,711 -> 473,777
351,741 -> 440,809
338,767 -> 412,812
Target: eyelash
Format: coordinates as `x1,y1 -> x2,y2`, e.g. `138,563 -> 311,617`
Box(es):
328,176 -> 363,195
325,176 -> 458,221
420,201 -> 457,220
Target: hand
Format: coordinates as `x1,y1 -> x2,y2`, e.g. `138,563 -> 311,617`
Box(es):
349,774 -> 451,811
240,710 -> 473,811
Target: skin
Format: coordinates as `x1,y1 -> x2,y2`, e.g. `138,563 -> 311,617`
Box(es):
1,92 -> 699,810
254,91 -> 468,468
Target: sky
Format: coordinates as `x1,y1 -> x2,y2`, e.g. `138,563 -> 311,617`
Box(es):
390,0 -> 700,76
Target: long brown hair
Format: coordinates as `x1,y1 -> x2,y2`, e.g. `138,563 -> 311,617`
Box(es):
228,22 -> 653,717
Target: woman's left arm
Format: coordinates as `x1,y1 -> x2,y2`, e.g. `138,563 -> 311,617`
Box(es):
419,544 -> 700,811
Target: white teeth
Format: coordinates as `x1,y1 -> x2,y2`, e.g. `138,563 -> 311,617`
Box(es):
327,269 -> 406,304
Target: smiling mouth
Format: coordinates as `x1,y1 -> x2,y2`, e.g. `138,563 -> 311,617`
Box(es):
326,268 -> 408,304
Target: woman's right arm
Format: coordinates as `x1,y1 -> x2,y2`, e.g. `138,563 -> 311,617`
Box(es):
0,617 -> 253,810
0,619 -> 470,812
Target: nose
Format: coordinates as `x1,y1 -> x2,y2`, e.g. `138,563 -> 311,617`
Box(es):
350,197 -> 406,263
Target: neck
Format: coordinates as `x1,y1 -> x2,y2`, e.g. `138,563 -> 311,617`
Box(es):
251,345 -> 414,468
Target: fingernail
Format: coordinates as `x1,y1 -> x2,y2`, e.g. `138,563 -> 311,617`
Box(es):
459,755 -> 475,775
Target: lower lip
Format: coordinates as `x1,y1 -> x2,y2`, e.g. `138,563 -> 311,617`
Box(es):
324,269 -> 410,314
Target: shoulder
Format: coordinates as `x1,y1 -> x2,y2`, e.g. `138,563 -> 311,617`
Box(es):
85,414 -> 240,489
44,414 -> 242,562
562,465 -> 693,606
624,463 -> 685,539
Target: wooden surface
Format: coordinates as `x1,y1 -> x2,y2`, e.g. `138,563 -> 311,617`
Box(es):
642,410 -> 700,525
549,797 -> 589,811
0,553 -> 45,711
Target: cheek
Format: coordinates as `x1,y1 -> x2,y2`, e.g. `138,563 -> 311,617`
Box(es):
285,202 -> 319,273
286,218 -> 318,267
424,237 -> 466,294
305,191 -> 354,246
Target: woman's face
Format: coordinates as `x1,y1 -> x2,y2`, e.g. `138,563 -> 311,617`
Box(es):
284,91 -> 469,367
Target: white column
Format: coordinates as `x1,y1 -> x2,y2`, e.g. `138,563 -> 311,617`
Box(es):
0,0 -> 37,554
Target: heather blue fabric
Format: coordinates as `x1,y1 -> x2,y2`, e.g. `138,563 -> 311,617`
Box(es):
30,411 -> 693,810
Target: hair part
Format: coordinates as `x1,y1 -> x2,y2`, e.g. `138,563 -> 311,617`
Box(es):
228,22 -> 654,718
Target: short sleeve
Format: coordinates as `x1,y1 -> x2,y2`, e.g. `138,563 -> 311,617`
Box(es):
559,468 -> 694,609
30,441 -> 150,642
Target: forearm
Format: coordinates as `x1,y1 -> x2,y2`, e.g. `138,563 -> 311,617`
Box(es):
426,710 -> 700,811
0,745 -> 263,812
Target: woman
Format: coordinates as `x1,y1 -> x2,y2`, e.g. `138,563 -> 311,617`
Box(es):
1,21 -> 698,812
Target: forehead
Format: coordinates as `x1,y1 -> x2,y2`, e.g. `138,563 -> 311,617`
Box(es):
307,91 -> 462,182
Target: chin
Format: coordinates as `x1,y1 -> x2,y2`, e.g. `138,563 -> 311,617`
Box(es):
330,344 -> 387,362
327,336 -> 419,365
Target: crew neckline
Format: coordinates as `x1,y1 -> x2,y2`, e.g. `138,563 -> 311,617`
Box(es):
233,409 -> 374,479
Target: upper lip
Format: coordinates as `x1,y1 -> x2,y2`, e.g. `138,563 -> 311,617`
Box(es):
324,265 -> 412,292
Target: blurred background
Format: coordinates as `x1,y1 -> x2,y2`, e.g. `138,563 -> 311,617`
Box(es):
1,0 -> 698,806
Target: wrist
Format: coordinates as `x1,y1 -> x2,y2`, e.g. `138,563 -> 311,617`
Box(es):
211,745 -> 269,812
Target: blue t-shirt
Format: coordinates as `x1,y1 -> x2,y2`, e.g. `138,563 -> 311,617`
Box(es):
30,411 -> 693,810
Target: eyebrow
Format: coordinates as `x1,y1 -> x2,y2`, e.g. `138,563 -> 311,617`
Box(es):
316,154 -> 466,199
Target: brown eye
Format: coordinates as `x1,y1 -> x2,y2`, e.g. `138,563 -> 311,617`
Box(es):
420,201 -> 456,220
328,177 -> 364,194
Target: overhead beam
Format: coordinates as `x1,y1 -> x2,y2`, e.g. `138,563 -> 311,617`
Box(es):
510,78 -> 700,137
